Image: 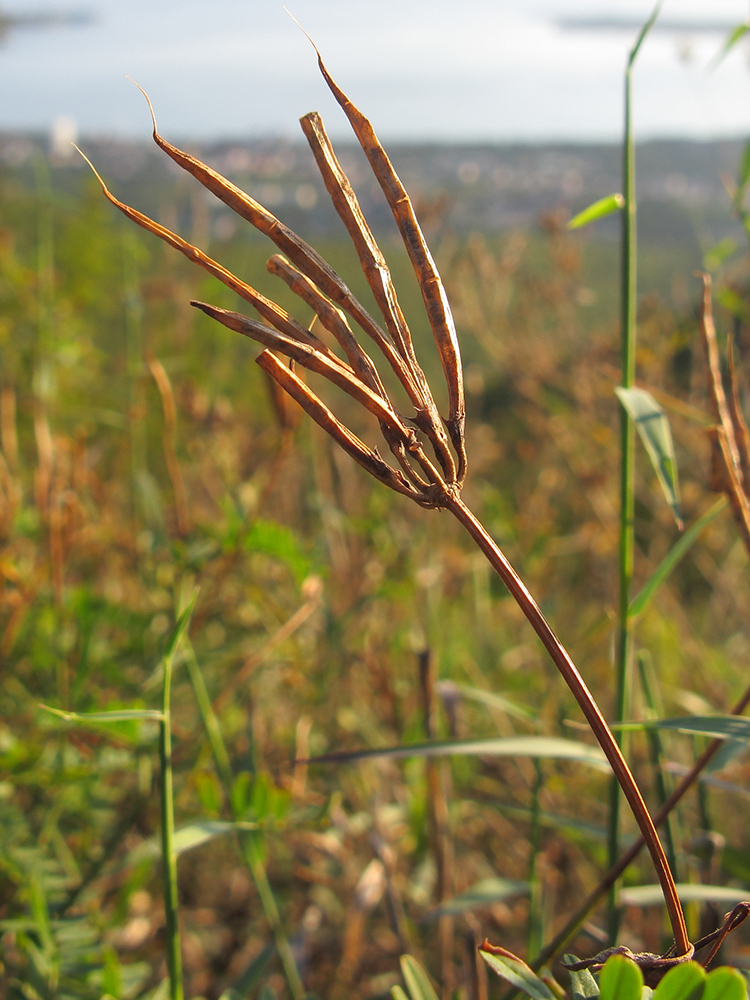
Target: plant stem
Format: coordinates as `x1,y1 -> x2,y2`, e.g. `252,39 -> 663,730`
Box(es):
184,641 -> 305,1000
610,42 -> 637,947
531,676 -> 750,969
527,761 -> 544,962
443,493 -> 689,956
608,1 -> 664,943
159,632 -> 184,1000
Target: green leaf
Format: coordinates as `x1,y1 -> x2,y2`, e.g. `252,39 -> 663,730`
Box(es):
40,705 -> 164,723
564,955 -> 599,999
652,961 -> 705,1000
130,821 -> 258,862
243,518 -> 311,583
400,955 -> 440,1000
628,499 -> 726,621
227,941 -> 275,998
480,946 -> 555,999
615,387 -> 681,528
703,967 -> 747,1000
568,193 -> 624,230
599,955 -> 644,1000
305,735 -> 608,771
425,877 -> 528,918
629,0 -> 664,67
172,820 -> 257,856
391,988 -> 410,1000
737,141 -> 750,201
711,23 -> 750,71
162,589 -> 198,666
703,238 -> 737,273
618,715 -> 750,742
436,681 -> 534,722
620,884 -> 750,908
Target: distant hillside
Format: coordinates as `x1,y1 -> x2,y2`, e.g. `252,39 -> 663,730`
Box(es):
0,131 -> 745,248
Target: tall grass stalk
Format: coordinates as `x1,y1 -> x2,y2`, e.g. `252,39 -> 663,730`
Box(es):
608,0 -> 663,944
158,598 -> 198,1000
184,640 -> 305,1000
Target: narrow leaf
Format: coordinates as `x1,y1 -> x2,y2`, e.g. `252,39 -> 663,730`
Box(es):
564,956 -> 599,999
711,23 -> 750,71
620,884 -> 750,908
303,735 -> 608,771
400,955 -> 440,1000
425,878 -> 528,919
618,715 -> 750,742
702,966 -> 747,1000
480,945 -> 555,999
568,193 -> 624,230
628,499 -> 726,621
629,0 -> 664,67
228,941 -> 275,998
436,680 -> 534,721
391,989 -> 410,1000
40,705 -> 164,723
651,961 -> 705,1000
173,821 -> 257,856
737,141 -> 750,201
616,387 -> 681,528
599,955 -> 644,1000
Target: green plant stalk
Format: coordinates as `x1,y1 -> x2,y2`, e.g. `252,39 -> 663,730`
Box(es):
184,642 -> 305,1000
159,631 -> 184,1000
609,1 -> 663,944
527,761 -> 544,962
637,652 -> 680,881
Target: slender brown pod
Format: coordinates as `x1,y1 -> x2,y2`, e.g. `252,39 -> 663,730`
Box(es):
309,50 -> 467,479
726,335 -> 750,485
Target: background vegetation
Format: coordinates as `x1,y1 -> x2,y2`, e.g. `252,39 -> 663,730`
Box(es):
3,125 -> 750,999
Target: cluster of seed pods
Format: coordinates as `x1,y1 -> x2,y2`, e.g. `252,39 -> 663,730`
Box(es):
83,51 -> 466,512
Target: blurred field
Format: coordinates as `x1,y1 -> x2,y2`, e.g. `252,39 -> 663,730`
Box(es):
2,134 -> 750,999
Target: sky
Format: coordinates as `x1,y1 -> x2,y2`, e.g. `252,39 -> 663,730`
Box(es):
1,0 -> 750,144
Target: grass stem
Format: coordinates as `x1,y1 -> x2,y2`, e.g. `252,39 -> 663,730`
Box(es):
609,0 -> 663,944
159,624 -> 185,1000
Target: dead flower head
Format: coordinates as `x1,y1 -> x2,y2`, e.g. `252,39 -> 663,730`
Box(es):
80,46 -> 466,511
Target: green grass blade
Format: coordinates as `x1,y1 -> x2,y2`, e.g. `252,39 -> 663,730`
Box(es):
628,0 -> 664,66
303,735 -> 608,771
568,193 -> 624,230
615,387 -> 681,528
400,954 -> 440,1000
710,22 -> 750,71
227,941 -> 275,998
39,706 -> 164,723
599,955 -> 643,1000
618,715 -> 750,741
479,945 -> 555,999
436,681 -> 534,721
620,884 -> 750,908
168,821 -> 258,856
628,499 -> 726,621
424,877 -> 528,918
391,988 -> 410,1000
159,592 -> 198,1000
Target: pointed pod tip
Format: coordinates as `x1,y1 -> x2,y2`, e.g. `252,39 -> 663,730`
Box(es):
283,6 -> 321,57
73,144 -> 110,196
126,74 -> 158,135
